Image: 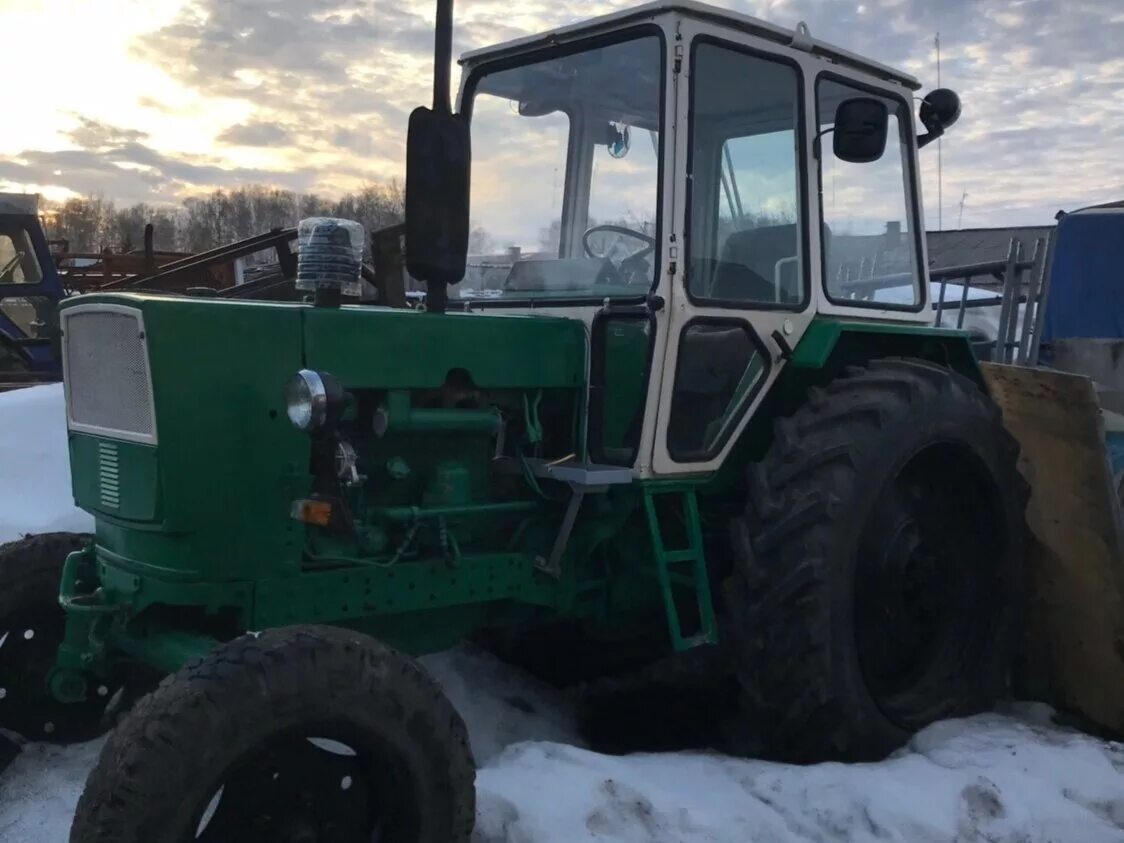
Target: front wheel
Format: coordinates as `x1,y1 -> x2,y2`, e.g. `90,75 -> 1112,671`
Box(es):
726,359 -> 1028,762
70,626 -> 476,843
0,532 -> 118,744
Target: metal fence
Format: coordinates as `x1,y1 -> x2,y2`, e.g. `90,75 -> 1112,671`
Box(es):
930,231 -> 1055,366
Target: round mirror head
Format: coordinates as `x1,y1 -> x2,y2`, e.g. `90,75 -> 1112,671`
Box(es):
920,88 -> 961,132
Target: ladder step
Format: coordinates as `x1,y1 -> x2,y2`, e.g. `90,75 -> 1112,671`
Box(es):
642,569 -> 695,586
643,488 -> 717,652
661,550 -> 696,564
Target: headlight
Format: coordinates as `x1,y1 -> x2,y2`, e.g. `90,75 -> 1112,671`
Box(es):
285,369 -> 338,431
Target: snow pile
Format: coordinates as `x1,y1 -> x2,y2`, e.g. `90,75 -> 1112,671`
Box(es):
0,740 -> 103,841
420,646 -> 583,764
4,385 -> 1124,842
475,708 -> 1124,842
0,384 -> 93,544
4,690 -> 1124,842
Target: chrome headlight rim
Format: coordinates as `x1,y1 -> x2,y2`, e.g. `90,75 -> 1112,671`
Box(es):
286,369 -> 329,431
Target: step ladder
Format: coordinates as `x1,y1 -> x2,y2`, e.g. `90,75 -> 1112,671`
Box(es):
642,486 -> 717,651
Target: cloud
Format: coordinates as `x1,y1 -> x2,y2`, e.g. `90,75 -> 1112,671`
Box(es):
1,119 -> 319,205
65,117 -> 150,150
217,121 -> 294,146
4,0 -> 1122,229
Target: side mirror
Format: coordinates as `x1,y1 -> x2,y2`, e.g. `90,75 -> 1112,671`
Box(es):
833,97 -> 889,164
917,88 -> 961,148
405,108 -> 471,304
404,0 -> 470,313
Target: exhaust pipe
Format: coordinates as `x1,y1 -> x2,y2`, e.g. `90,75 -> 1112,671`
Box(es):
433,0 -> 454,115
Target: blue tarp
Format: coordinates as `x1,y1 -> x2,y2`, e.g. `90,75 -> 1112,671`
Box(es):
1043,209 -> 1124,342
1108,432 -> 1124,478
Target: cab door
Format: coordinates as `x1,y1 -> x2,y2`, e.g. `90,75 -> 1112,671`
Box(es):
650,29 -> 818,475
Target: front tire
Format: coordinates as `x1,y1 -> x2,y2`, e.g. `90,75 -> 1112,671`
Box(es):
726,359 -> 1027,762
0,532 -> 114,743
70,625 -> 476,843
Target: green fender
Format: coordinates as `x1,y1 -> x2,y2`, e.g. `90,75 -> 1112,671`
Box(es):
708,318 -> 983,490
789,318 -> 983,387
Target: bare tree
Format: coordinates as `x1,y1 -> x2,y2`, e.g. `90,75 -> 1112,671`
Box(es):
43,182 -> 407,258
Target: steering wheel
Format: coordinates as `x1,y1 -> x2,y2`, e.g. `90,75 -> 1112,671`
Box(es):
582,224 -> 657,285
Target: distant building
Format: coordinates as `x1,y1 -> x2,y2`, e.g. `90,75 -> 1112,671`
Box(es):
926,226 -> 1054,270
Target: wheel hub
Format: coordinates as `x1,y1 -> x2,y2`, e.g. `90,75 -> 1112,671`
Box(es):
0,612 -> 119,742
0,622 -> 65,738
852,441 -> 1007,732
854,486 -> 968,717
193,735 -> 378,843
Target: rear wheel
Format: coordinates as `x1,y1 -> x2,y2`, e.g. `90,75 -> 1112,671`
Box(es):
70,625 -> 476,843
0,532 -> 118,743
726,359 -> 1027,761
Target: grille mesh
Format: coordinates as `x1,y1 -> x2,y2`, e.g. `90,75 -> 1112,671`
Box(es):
64,309 -> 155,441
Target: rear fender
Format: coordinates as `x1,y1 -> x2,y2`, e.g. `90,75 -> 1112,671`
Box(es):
790,319 -> 984,387
710,320 -> 982,487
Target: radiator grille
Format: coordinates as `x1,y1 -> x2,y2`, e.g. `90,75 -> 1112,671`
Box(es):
63,307 -> 156,443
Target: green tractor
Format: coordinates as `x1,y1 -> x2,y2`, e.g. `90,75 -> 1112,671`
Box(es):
1,2 -> 1035,840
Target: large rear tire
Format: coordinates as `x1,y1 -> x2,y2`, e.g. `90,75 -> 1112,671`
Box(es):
726,359 -> 1027,762
70,625 -> 476,843
0,532 -> 116,743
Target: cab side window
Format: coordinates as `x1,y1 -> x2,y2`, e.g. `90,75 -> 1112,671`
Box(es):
687,43 -> 804,308
817,78 -> 922,308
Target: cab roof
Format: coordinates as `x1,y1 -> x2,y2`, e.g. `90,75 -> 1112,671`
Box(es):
459,0 -> 921,91
0,193 -> 39,216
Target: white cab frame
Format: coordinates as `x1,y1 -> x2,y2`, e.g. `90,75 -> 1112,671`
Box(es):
458,1 -> 931,478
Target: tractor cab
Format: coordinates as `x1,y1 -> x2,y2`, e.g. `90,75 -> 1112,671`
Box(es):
439,1 -> 954,475
0,194 -> 65,384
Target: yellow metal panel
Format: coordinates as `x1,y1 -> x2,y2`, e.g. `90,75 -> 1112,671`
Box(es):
983,363 -> 1124,733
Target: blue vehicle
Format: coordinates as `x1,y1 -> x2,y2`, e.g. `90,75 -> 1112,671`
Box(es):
929,201 -> 1124,500
1043,204 -> 1124,349
0,194 -> 66,387
1041,203 -> 1124,496
0,194 -> 307,391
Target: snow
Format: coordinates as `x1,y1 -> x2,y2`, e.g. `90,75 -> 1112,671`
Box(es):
0,384 -> 93,544
473,710 -> 1124,843
874,281 -> 1027,349
873,280 -> 994,307
4,385 -> 1124,842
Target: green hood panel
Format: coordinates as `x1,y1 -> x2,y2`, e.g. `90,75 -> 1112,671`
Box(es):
61,294 -> 589,583
62,294 -> 309,577
302,306 -> 587,389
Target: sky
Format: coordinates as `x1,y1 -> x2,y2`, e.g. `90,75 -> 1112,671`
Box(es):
0,0 -> 1121,231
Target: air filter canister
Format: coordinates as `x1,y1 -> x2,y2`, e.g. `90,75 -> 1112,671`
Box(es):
296,217 -> 365,306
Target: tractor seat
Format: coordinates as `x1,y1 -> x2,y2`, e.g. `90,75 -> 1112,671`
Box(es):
711,223 -> 800,304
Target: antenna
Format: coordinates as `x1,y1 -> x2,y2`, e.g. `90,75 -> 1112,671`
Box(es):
935,32 -> 942,231
958,191 -> 968,229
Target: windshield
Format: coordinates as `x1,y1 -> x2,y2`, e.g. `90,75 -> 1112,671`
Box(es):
457,33 -> 663,302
